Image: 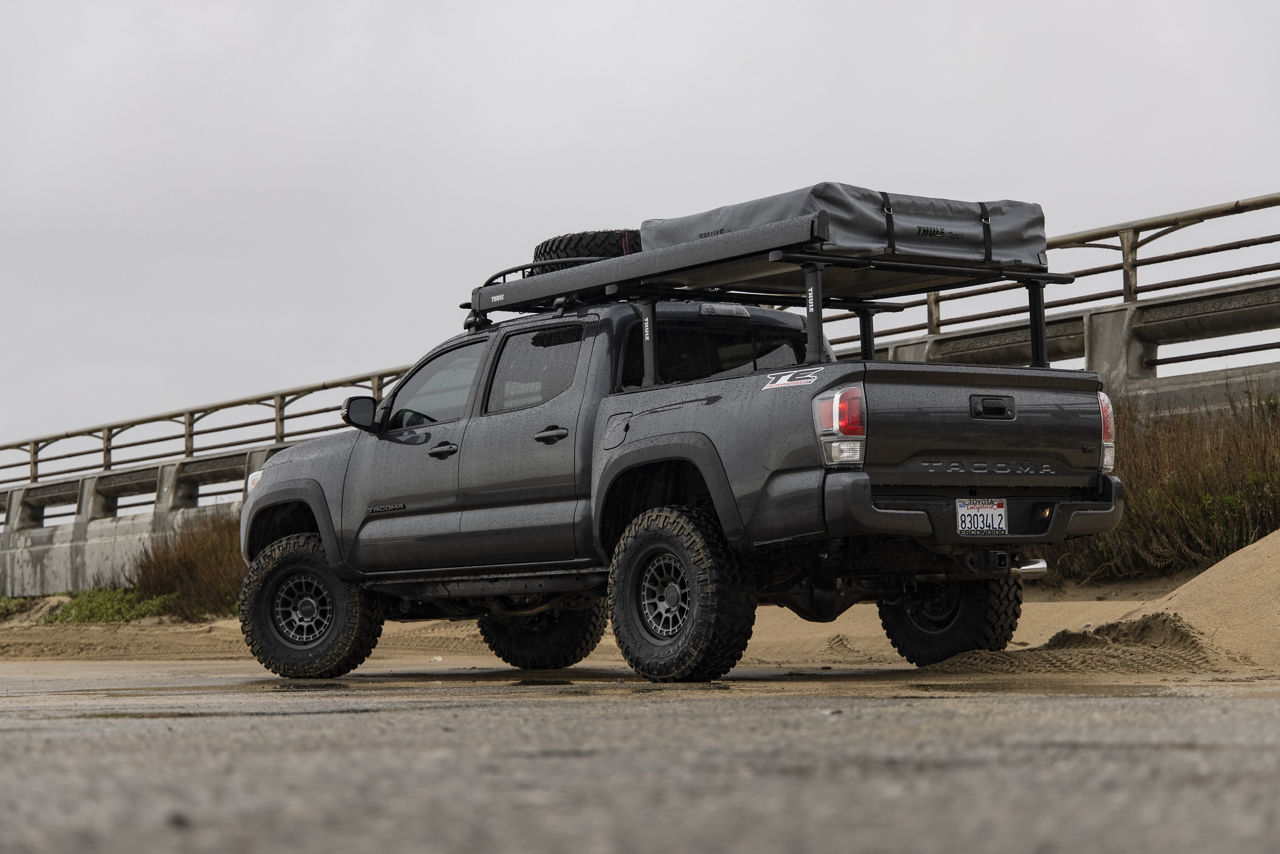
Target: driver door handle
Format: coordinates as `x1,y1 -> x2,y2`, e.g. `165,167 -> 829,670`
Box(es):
427,441 -> 459,459
534,426 -> 570,444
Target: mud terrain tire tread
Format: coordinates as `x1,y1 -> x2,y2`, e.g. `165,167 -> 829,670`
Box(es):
239,533 -> 384,678
478,597 -> 609,670
609,505 -> 756,682
529,230 -> 642,275
878,576 -> 1023,667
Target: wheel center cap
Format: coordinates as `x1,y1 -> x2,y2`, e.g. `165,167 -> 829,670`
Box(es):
662,583 -> 682,610
296,598 -> 318,622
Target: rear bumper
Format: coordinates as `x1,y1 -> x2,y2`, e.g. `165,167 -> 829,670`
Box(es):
823,472 -> 1124,543
823,472 -> 933,537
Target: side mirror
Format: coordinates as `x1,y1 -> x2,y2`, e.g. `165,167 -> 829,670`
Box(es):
341,396 -> 379,432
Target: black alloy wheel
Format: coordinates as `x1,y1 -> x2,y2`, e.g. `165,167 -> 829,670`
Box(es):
239,533 -> 384,679
609,506 -> 756,682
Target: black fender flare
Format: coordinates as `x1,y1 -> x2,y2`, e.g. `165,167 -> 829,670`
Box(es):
592,432 -> 746,554
240,478 -> 350,579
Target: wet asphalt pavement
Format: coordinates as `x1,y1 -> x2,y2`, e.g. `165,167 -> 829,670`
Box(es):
3,659 -> 1280,854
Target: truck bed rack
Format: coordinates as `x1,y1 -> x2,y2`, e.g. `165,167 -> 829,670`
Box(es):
469,210 -> 1073,368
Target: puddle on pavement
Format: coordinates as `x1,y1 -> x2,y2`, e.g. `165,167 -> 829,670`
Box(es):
270,681 -> 354,692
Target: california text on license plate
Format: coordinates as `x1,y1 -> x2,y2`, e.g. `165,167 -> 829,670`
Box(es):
956,498 -> 1008,536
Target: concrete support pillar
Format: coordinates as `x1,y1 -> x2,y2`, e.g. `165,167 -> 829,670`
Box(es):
888,341 -> 931,363
4,491 -> 20,534
7,489 -> 43,531
1084,306 -> 1155,397
78,477 -> 117,522
154,463 -> 197,521
245,447 -> 274,479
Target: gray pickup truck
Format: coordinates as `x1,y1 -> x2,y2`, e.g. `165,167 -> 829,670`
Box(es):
239,183 -> 1122,682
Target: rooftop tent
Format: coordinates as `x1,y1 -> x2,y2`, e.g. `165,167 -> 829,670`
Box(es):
636,182 -> 1049,299
643,182 -> 1047,267
472,182 -> 1069,366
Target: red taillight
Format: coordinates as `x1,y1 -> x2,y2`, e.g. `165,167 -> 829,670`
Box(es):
813,384 -> 867,468
837,387 -> 865,437
1098,392 -> 1114,443
1098,391 -> 1116,474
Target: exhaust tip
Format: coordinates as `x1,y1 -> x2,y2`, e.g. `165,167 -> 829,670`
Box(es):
1012,558 -> 1049,580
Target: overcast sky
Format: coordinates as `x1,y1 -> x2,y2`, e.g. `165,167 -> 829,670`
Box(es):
1,0 -> 1277,441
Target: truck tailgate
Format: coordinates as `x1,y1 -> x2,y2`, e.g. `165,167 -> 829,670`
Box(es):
861,362 -> 1104,489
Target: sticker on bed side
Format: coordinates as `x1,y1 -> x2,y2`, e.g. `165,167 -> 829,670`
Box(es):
763,368 -> 823,390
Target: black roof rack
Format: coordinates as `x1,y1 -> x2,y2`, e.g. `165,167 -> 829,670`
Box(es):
469,212 -> 1073,368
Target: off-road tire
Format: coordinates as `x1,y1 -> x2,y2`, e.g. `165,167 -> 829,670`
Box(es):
477,596 -> 609,670
609,506 -> 756,682
877,577 -> 1023,666
529,230 -> 642,276
239,533 -> 384,678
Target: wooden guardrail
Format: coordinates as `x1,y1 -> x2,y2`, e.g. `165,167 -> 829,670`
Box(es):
0,367 -> 408,493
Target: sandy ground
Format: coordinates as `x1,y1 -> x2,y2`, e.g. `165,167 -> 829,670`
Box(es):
2,529 -> 1276,681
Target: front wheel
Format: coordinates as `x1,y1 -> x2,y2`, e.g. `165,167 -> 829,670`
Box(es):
478,597 -> 609,670
239,533 -> 384,678
609,506 -> 756,682
877,577 -> 1023,666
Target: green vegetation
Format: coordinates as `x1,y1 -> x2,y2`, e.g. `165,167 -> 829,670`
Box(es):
131,510 -> 245,620
36,511 -> 247,624
0,596 -> 36,620
1046,394 -> 1280,582
47,589 -> 175,623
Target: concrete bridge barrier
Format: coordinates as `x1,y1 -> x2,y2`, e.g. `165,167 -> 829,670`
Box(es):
0,449 -> 273,597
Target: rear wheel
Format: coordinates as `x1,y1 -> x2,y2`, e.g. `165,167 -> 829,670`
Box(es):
877,577 -> 1022,666
239,534 -> 384,678
609,506 -> 755,682
478,597 -> 609,670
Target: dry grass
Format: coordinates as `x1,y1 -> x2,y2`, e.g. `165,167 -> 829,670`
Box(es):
1046,394 -> 1280,582
132,510 -> 245,620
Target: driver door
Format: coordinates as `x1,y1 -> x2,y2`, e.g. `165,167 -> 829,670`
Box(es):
343,340 -> 486,572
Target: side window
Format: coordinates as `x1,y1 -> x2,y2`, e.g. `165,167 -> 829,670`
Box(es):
752,330 -> 806,370
387,341 -> 485,429
486,326 -> 584,414
617,320 -> 804,390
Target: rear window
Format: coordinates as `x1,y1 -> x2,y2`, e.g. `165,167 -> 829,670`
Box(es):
619,320 -> 804,390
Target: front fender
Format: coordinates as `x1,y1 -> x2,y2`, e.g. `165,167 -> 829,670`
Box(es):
240,477 -> 350,578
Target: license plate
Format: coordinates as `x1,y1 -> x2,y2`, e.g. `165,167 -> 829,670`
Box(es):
956,499 -> 1008,536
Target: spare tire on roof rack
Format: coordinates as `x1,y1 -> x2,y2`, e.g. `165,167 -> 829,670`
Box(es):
528,230 -> 642,277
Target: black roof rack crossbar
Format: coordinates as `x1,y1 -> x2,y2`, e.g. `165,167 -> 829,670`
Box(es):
610,281 -> 907,314
771,250 -> 1075,289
